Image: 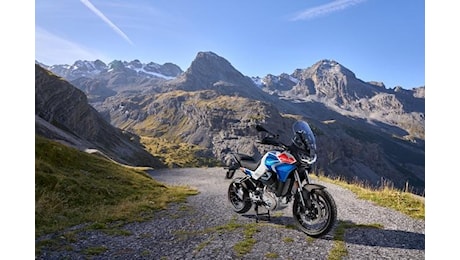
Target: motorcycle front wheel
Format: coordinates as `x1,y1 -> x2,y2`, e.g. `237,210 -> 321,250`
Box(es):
227,177 -> 252,213
292,188 -> 337,237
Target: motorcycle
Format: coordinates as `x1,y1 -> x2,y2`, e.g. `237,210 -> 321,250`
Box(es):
225,120 -> 337,237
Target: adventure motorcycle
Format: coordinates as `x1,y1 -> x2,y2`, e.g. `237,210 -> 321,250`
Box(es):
225,120 -> 337,237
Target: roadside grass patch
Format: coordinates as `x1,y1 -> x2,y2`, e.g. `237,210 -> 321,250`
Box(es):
83,246 -> 108,256
234,224 -> 260,256
265,252 -> 279,258
35,135 -> 198,252
306,236 -> 315,243
141,250 -> 150,257
282,237 -> 294,243
328,221 -> 383,260
314,174 -> 424,219
86,222 -> 133,236
194,237 -> 214,254
174,217 -> 264,257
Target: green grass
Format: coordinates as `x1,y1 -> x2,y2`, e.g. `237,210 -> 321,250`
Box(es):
282,237 -> 294,243
140,136 -> 223,168
314,173 -> 424,220
35,135 -> 199,238
233,223 -> 260,256
265,252 -> 279,258
83,246 -> 108,256
328,221 -> 383,260
174,217 -> 262,257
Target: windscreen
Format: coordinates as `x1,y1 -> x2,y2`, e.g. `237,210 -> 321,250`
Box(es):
292,121 -> 316,151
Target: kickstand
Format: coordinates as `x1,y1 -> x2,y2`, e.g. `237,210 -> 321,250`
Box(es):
254,204 -> 271,223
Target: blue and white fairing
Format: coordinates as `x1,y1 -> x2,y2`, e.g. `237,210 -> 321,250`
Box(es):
242,151 -> 297,182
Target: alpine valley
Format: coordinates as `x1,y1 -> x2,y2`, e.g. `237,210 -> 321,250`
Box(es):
35,51 -> 425,195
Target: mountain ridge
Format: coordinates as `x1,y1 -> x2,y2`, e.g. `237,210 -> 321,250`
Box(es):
36,51 -> 425,194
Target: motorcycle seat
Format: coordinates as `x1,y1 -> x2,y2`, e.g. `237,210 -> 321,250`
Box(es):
235,153 -> 260,171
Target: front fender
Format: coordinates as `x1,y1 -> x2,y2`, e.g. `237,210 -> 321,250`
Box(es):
298,184 -> 326,209
303,183 -> 326,192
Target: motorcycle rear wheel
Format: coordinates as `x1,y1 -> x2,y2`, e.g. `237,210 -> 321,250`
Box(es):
292,188 -> 337,237
228,177 -> 252,213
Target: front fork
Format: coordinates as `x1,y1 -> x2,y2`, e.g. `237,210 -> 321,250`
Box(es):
293,169 -> 312,209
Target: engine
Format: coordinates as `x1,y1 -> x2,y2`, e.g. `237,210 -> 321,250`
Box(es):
259,171 -> 277,191
261,189 -> 278,211
261,188 -> 289,211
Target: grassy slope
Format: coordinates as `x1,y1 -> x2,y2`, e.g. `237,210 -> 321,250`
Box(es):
140,136 -> 223,168
35,135 -> 198,237
315,174 -> 424,220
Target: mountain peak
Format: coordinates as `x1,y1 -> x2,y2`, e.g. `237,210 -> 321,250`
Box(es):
310,59 -> 356,79
196,51 -> 221,59
185,51 -> 240,78
163,51 -> 268,99
175,51 -> 249,88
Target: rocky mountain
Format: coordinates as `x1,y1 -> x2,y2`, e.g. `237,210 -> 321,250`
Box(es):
39,51 -> 425,195
42,59 -> 182,81
35,64 -> 164,168
259,59 -> 425,141
160,52 -> 270,100
39,59 -> 183,103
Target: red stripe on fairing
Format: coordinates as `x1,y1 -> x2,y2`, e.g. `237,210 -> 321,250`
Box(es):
277,152 -> 296,164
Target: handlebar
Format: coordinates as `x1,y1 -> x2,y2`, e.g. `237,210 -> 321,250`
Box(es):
255,124 -> 290,148
257,135 -> 289,148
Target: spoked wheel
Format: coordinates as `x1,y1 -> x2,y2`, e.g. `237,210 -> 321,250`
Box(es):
228,177 -> 252,213
292,188 -> 337,237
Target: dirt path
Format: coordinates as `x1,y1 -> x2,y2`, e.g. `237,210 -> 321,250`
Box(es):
36,167 -> 425,259
148,167 -> 425,259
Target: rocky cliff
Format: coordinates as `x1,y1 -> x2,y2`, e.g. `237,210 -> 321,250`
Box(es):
35,64 -> 164,168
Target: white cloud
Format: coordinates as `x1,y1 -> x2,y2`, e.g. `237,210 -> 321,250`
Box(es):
35,27 -> 109,65
79,0 -> 134,45
290,0 -> 367,21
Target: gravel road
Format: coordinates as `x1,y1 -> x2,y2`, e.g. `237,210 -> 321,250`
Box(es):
36,167 -> 425,259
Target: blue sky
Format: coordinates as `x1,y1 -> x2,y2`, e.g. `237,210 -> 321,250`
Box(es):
35,0 -> 425,89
